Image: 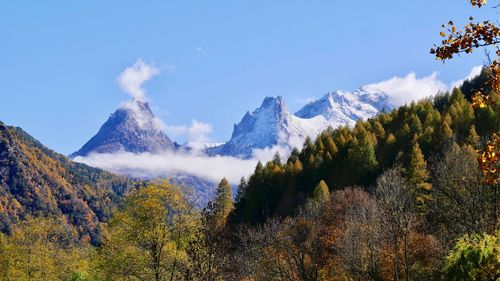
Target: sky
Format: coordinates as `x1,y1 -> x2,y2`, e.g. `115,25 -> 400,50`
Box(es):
0,0 -> 498,155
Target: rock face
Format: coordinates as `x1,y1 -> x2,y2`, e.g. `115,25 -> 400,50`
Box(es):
295,89 -> 392,126
208,96 -> 329,158
209,90 -> 391,159
71,99 -> 176,157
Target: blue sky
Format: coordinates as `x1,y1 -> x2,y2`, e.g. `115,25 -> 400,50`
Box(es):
0,0 -> 497,154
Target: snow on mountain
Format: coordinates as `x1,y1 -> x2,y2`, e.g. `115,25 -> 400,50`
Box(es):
71,99 -> 176,157
295,89 -> 393,127
208,96 -> 328,158
210,89 -> 392,159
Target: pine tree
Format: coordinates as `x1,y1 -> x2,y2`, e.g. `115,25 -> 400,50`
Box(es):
440,119 -> 453,140
213,178 -> 234,229
373,120 -> 386,139
465,125 -> 480,146
236,177 -> 248,203
313,180 -> 330,203
315,138 -> 325,154
292,159 -> 303,173
386,133 -> 396,145
409,114 -> 423,134
254,161 -> 264,176
272,152 -> 282,166
325,151 -> 333,161
326,135 -> 338,156
337,134 -> 347,147
407,142 -> 432,211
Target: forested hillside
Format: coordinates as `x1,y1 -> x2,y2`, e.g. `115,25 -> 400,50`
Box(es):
0,122 -> 136,244
231,69 -> 499,225
0,68 -> 496,281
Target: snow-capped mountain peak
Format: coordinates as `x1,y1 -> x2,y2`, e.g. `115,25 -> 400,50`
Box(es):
208,96 -> 328,158
209,89 -> 393,159
295,89 -> 392,127
71,99 -> 176,157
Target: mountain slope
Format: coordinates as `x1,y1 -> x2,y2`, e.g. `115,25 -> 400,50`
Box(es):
210,90 -> 391,159
0,121 -> 135,243
295,89 -> 392,126
72,99 -> 175,157
209,96 -> 329,158
231,77 -> 498,225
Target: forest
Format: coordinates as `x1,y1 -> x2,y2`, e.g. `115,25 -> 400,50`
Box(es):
0,66 -> 498,281
0,0 -> 499,280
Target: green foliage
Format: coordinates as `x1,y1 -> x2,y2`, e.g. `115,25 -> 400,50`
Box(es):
0,123 -> 136,244
212,178 -> 234,230
444,231 -> 500,281
232,74 -> 500,225
0,217 -> 92,281
94,181 -> 199,281
312,180 -> 330,203
407,142 -> 432,211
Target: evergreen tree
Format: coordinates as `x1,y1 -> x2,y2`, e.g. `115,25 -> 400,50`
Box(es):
236,177 -> 248,203
409,114 -> 423,134
292,159 -> 303,173
465,125 -> 480,146
440,119 -> 454,141
407,142 -> 432,211
373,120 -> 386,139
347,131 -> 378,185
254,161 -> 264,176
386,133 -> 396,145
213,178 -> 234,229
313,180 -> 330,203
325,135 -> 338,156
272,152 -> 282,166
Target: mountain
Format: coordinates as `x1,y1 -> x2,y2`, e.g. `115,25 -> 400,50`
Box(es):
0,121 -> 135,243
230,76 -> 498,225
210,90 -> 391,159
71,99 -> 176,157
295,89 -> 393,126
208,96 -> 329,158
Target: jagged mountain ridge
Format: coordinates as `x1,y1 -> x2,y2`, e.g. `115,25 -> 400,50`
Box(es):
69,87 -> 391,207
71,99 -> 176,157
208,96 -> 329,158
295,90 -> 392,124
209,88 -> 391,158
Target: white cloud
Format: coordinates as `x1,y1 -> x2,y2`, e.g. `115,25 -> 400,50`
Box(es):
74,151 -> 258,184
362,72 -> 448,106
117,59 -> 160,101
294,97 -> 316,105
166,120 -> 213,142
188,120 -> 213,142
450,65 -> 483,89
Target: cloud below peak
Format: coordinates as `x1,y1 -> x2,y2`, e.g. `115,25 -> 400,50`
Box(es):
362,72 -> 448,106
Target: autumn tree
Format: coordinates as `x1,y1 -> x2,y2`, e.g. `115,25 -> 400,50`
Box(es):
94,181 -> 198,281
443,231 -> 500,280
428,144 -> 497,246
211,178 -> 234,231
376,167 -> 416,281
407,142 -> 432,211
183,207 -> 229,281
312,180 -> 330,203
323,187 -> 383,280
431,0 -> 499,185
0,217 -> 90,280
